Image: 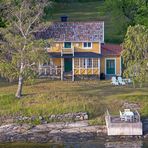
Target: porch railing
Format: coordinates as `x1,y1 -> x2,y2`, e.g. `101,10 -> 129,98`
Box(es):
61,46 -> 74,56
39,65 -> 61,76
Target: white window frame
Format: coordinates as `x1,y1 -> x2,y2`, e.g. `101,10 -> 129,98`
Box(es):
87,58 -> 92,68
83,42 -> 92,49
105,58 -> 116,75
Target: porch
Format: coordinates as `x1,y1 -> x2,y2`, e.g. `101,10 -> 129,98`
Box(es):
39,57 -> 100,81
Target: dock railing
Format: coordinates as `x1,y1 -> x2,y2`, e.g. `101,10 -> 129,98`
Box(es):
105,109 -> 143,135
105,109 -> 111,126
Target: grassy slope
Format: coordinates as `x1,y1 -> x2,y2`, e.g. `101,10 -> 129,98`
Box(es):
0,79 -> 148,124
44,1 -> 128,43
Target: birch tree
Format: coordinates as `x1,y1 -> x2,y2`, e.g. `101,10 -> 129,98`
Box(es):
0,0 -> 52,98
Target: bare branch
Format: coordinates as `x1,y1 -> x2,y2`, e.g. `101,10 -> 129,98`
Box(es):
14,13 -> 26,39
25,12 -> 41,36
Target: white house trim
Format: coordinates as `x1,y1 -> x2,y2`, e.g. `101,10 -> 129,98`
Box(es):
120,56 -> 122,76
98,58 -> 100,76
82,42 -> 93,49
105,58 -> 116,75
72,58 -> 74,81
102,21 -> 104,43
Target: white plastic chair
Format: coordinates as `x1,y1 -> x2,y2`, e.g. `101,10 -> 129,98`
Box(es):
128,78 -> 132,83
124,109 -> 130,112
111,77 -> 119,85
119,111 -> 125,121
117,77 -> 126,85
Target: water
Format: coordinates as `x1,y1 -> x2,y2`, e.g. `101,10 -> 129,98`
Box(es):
0,140 -> 148,148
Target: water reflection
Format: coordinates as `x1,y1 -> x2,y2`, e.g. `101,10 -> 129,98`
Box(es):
0,140 -> 147,148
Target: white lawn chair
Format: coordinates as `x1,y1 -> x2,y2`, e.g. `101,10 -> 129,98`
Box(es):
119,111 -> 125,121
124,109 -> 130,112
111,77 -> 119,85
128,78 -> 132,83
117,77 -> 126,85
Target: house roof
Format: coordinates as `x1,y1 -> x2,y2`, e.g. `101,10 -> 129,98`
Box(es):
101,44 -> 122,56
35,22 -> 104,42
49,52 -> 102,58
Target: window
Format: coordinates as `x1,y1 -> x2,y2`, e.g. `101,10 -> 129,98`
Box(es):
80,58 -> 93,68
83,42 -> 92,49
80,58 -> 85,68
64,42 -> 72,48
87,58 -> 92,68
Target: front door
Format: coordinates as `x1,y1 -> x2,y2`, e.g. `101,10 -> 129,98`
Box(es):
106,59 -> 115,75
64,58 -> 72,72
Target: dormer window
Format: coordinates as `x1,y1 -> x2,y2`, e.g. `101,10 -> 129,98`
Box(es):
83,42 -> 92,49
64,42 -> 72,48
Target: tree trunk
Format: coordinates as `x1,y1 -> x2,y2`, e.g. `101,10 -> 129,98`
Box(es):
15,75 -> 23,98
15,62 -> 24,98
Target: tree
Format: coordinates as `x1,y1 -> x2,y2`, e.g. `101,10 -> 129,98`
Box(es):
122,25 -> 148,87
104,0 -> 148,27
0,0 -> 52,98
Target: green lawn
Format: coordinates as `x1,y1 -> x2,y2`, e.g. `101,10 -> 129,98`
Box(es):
44,1 -> 128,43
0,79 -> 148,124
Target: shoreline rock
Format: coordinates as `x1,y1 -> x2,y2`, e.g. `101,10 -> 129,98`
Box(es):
0,121 -> 147,143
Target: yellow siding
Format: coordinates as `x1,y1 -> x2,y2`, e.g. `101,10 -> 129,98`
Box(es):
52,58 -> 61,66
73,42 -> 100,54
48,42 -> 63,52
116,56 -> 121,75
100,56 -> 121,75
48,42 -> 101,54
100,57 -> 105,74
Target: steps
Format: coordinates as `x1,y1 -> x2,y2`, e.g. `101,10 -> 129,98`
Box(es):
63,72 -> 73,80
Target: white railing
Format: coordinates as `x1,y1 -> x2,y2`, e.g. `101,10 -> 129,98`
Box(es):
61,46 -> 74,56
39,65 -> 61,76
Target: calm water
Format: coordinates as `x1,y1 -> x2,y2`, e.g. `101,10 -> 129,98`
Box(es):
0,140 -> 148,148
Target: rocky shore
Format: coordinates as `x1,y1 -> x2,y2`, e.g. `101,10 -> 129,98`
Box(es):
0,120 -> 148,143
0,121 -> 107,143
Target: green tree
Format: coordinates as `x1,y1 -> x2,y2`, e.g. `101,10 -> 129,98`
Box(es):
104,0 -> 148,27
122,25 -> 148,87
0,0 -> 52,98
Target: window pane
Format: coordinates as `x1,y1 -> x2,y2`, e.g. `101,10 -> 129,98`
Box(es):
80,58 -> 85,68
87,58 -> 92,68
84,42 -> 87,47
64,42 -> 71,48
88,42 -> 91,47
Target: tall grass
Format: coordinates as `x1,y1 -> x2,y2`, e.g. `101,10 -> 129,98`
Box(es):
0,80 -> 147,121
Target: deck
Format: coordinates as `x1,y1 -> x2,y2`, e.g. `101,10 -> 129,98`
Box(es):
105,110 -> 143,136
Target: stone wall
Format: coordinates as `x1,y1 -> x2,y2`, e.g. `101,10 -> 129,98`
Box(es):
15,112 -> 89,124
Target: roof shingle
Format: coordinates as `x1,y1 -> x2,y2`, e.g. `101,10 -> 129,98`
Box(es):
35,22 -> 104,42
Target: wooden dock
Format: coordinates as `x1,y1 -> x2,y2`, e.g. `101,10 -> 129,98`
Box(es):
105,110 -> 143,136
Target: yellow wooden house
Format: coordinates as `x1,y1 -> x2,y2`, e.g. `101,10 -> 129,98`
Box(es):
36,18 -> 122,80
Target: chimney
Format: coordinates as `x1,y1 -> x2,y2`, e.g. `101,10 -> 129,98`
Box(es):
61,16 -> 68,22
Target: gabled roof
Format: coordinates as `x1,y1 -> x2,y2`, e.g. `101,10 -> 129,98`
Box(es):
35,22 -> 104,42
101,43 -> 122,56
